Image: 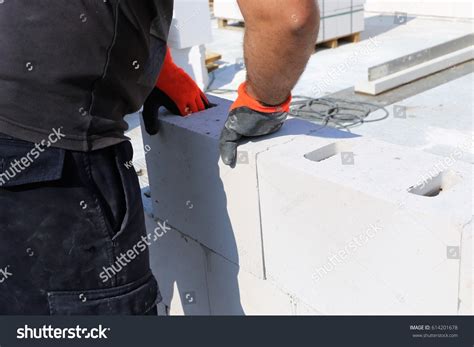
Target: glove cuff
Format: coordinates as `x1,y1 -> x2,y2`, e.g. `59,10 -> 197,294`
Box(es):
155,47 -> 182,89
230,82 -> 292,114
226,107 -> 288,137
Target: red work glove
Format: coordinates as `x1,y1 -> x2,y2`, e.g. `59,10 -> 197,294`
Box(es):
219,82 -> 291,166
142,48 -> 210,135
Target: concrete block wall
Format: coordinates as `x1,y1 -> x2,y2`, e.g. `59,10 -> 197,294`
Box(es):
141,97 -> 341,279
142,97 -> 265,278
145,215 -> 211,315
142,95 -> 472,315
206,251 -> 296,315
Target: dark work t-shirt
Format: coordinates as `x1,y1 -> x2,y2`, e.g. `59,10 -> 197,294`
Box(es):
0,0 -> 173,151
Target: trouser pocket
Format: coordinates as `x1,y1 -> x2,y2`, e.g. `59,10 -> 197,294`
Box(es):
0,137 -> 155,314
47,273 -> 160,315
88,145 -> 127,237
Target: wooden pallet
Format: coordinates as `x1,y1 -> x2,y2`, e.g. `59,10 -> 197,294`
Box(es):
217,18 -> 245,31
316,32 -> 361,49
205,51 -> 222,73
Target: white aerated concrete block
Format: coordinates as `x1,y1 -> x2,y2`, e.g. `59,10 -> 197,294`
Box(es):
168,0 -> 212,49
146,215 -> 211,315
142,95 -> 471,315
337,0 -> 367,11
320,1 -> 365,15
167,0 -> 212,90
141,96 -> 349,279
214,0 -> 244,22
294,299 -> 324,315
215,0 -> 366,43
459,220 -> 473,314
352,10 -> 365,33
170,45 -> 209,90
321,6 -> 365,42
355,46 -> 474,95
205,245 -> 326,315
205,249 -> 296,315
257,134 -> 472,314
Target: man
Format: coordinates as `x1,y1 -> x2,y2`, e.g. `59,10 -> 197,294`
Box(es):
0,0 -> 319,315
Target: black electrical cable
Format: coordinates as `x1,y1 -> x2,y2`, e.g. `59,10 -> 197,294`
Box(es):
206,69 -> 239,95
290,95 -> 390,132
206,71 -> 390,131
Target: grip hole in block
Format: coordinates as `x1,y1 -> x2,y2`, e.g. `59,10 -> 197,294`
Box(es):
408,170 -> 461,197
304,142 -> 353,162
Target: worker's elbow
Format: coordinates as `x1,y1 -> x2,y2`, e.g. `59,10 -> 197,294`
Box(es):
284,3 -> 320,38
239,0 -> 320,40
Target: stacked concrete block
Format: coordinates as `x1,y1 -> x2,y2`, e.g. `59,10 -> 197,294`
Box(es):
320,0 -> 365,42
146,215 -> 322,315
142,95 -> 472,315
213,0 -> 366,43
257,135 -> 471,314
145,214 -> 211,315
168,0 -> 213,89
144,188 -> 322,316
205,250 -> 296,315
146,205 -> 327,315
213,0 -> 243,22
140,96 -> 348,279
142,96 -> 266,278
168,0 -> 212,49
205,248 -> 324,315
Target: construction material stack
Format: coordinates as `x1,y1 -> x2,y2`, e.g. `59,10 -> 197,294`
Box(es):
213,0 -> 366,47
168,0 -> 213,89
141,95 -> 472,315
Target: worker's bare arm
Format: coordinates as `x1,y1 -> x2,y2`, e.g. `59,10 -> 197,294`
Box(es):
237,0 -> 320,105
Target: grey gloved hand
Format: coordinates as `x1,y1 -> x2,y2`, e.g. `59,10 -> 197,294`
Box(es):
219,83 -> 291,167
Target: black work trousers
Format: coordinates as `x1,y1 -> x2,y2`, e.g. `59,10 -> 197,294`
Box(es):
0,134 -> 160,315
